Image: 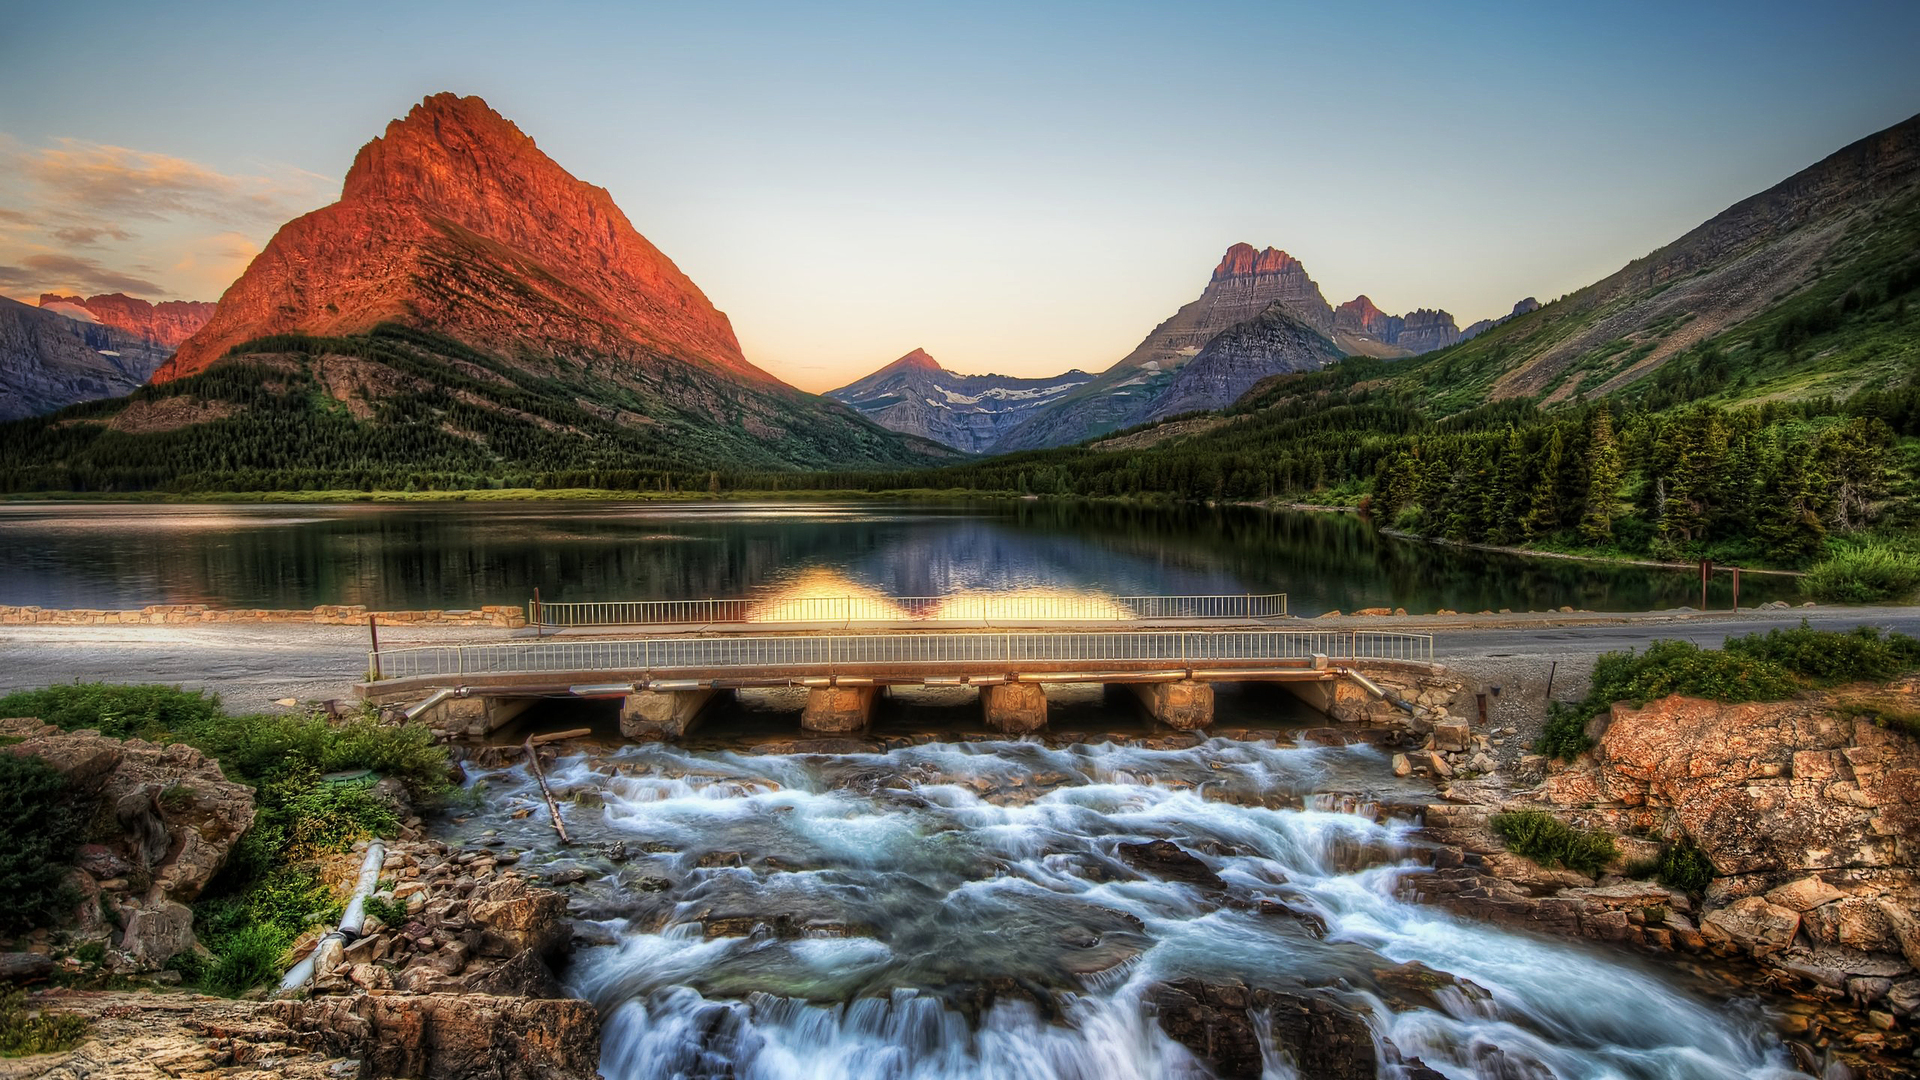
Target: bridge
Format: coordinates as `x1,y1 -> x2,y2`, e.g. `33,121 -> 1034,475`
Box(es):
525,592 -> 1290,630
360,626 -> 1438,740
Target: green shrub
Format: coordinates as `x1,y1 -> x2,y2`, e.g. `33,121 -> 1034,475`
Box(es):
1724,621 -> 1920,686
0,990 -> 87,1057
1653,838 -> 1716,893
1536,702 -> 1596,761
0,683 -> 222,740
0,754 -> 90,935
1803,547 -> 1920,603
1490,810 -> 1618,877
363,894 -> 410,928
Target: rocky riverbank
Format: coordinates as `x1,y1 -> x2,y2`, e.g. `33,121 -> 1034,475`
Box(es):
1409,681 -> 1920,1077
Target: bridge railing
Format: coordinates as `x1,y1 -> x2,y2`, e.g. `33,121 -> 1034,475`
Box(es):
528,592 -> 1288,628
369,629 -> 1430,681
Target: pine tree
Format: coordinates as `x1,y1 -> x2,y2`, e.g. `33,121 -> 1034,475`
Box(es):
1493,427 -> 1528,544
1579,406 -> 1622,545
1522,428 -> 1564,542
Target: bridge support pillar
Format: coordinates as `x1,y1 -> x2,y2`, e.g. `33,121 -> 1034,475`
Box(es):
982,682 -> 1047,734
434,696 -> 533,738
620,688 -> 726,740
802,685 -> 879,733
1129,680 -> 1214,729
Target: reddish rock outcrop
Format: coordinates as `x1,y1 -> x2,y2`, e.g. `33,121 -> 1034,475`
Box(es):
155,93 -> 764,388
38,294 -> 214,350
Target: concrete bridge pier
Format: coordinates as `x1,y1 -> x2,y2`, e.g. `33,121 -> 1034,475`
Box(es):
620,688 -> 729,740
1129,679 -> 1215,729
437,696 -> 534,738
982,682 -> 1047,734
802,685 -> 880,733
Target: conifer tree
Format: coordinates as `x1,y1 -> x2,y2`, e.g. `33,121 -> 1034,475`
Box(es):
1579,406 -> 1622,545
1522,428 -> 1565,542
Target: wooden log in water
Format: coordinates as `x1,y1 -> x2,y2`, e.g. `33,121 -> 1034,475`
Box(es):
523,735 -> 572,844
529,727 -> 592,746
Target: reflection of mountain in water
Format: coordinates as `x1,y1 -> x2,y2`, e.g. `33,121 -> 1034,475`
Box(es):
0,500 -> 1797,612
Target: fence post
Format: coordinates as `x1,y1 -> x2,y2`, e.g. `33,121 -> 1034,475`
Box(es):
534,588 -> 544,639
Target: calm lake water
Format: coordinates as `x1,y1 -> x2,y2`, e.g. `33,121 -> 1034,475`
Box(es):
0,499 -> 1795,612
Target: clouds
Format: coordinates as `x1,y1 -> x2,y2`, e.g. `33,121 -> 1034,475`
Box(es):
0,134 -> 325,303
18,139 -> 326,227
0,253 -> 165,296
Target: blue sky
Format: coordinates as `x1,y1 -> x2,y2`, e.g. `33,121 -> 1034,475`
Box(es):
3,0 -> 1916,390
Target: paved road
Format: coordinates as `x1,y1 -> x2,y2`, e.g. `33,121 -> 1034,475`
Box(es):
2,606 -> 1915,712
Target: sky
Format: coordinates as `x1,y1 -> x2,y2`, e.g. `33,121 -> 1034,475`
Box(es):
2,1 -> 1917,392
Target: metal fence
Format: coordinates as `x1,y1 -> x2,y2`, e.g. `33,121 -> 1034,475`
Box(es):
529,592 -> 1288,628
370,628 -> 1430,681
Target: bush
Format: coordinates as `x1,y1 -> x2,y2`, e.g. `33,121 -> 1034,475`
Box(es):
1652,838 -> 1715,894
1803,547 -> 1920,603
1588,639 -> 1799,705
363,894 -> 409,928
1537,701 -> 1596,761
1490,810 -> 1618,877
0,990 -> 87,1057
1724,621 -> 1920,686
0,683 -> 223,740
0,754 -> 90,935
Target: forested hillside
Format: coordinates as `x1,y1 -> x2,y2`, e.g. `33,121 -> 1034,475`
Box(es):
0,326 -> 944,493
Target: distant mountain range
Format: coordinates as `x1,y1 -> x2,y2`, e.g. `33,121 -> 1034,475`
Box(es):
0,298 -> 177,422
40,293 -> 215,350
835,243 -> 1499,453
2,93 -> 945,489
827,349 -> 1092,453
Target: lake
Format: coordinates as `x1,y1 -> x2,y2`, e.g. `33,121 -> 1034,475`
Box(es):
0,499 -> 1794,613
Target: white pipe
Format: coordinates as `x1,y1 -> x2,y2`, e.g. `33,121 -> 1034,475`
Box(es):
275,839 -> 386,995
403,688 -> 454,721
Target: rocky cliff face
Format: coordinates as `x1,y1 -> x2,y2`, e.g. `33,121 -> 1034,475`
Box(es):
1144,303 -> 1342,421
39,293 -> 214,351
0,297 -> 173,422
1395,308 -> 1462,353
827,349 -> 1092,453
1332,294 -> 1465,355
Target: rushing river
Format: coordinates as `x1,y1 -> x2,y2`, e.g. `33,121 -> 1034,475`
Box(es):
449,724 -> 1805,1079
0,499 -> 1791,612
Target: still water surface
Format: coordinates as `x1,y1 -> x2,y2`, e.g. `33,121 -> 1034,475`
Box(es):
0,500 -> 1793,612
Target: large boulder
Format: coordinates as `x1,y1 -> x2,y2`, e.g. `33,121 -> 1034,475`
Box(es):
267,993 -> 601,1080
1701,896 -> 1800,958
0,717 -> 255,968
1543,697 -> 1915,875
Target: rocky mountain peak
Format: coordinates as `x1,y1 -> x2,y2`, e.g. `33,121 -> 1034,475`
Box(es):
158,91 -> 757,385
1334,294 -> 1396,337
1212,243 -> 1304,281
879,348 -> 942,375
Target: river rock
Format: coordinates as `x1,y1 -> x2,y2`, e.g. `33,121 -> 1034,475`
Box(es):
1117,840 -> 1224,890
1701,896 -> 1800,958
1150,979 -> 1375,1079
468,878 -> 569,958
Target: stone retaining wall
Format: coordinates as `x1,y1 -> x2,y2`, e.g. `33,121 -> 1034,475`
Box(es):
0,603 -> 526,628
